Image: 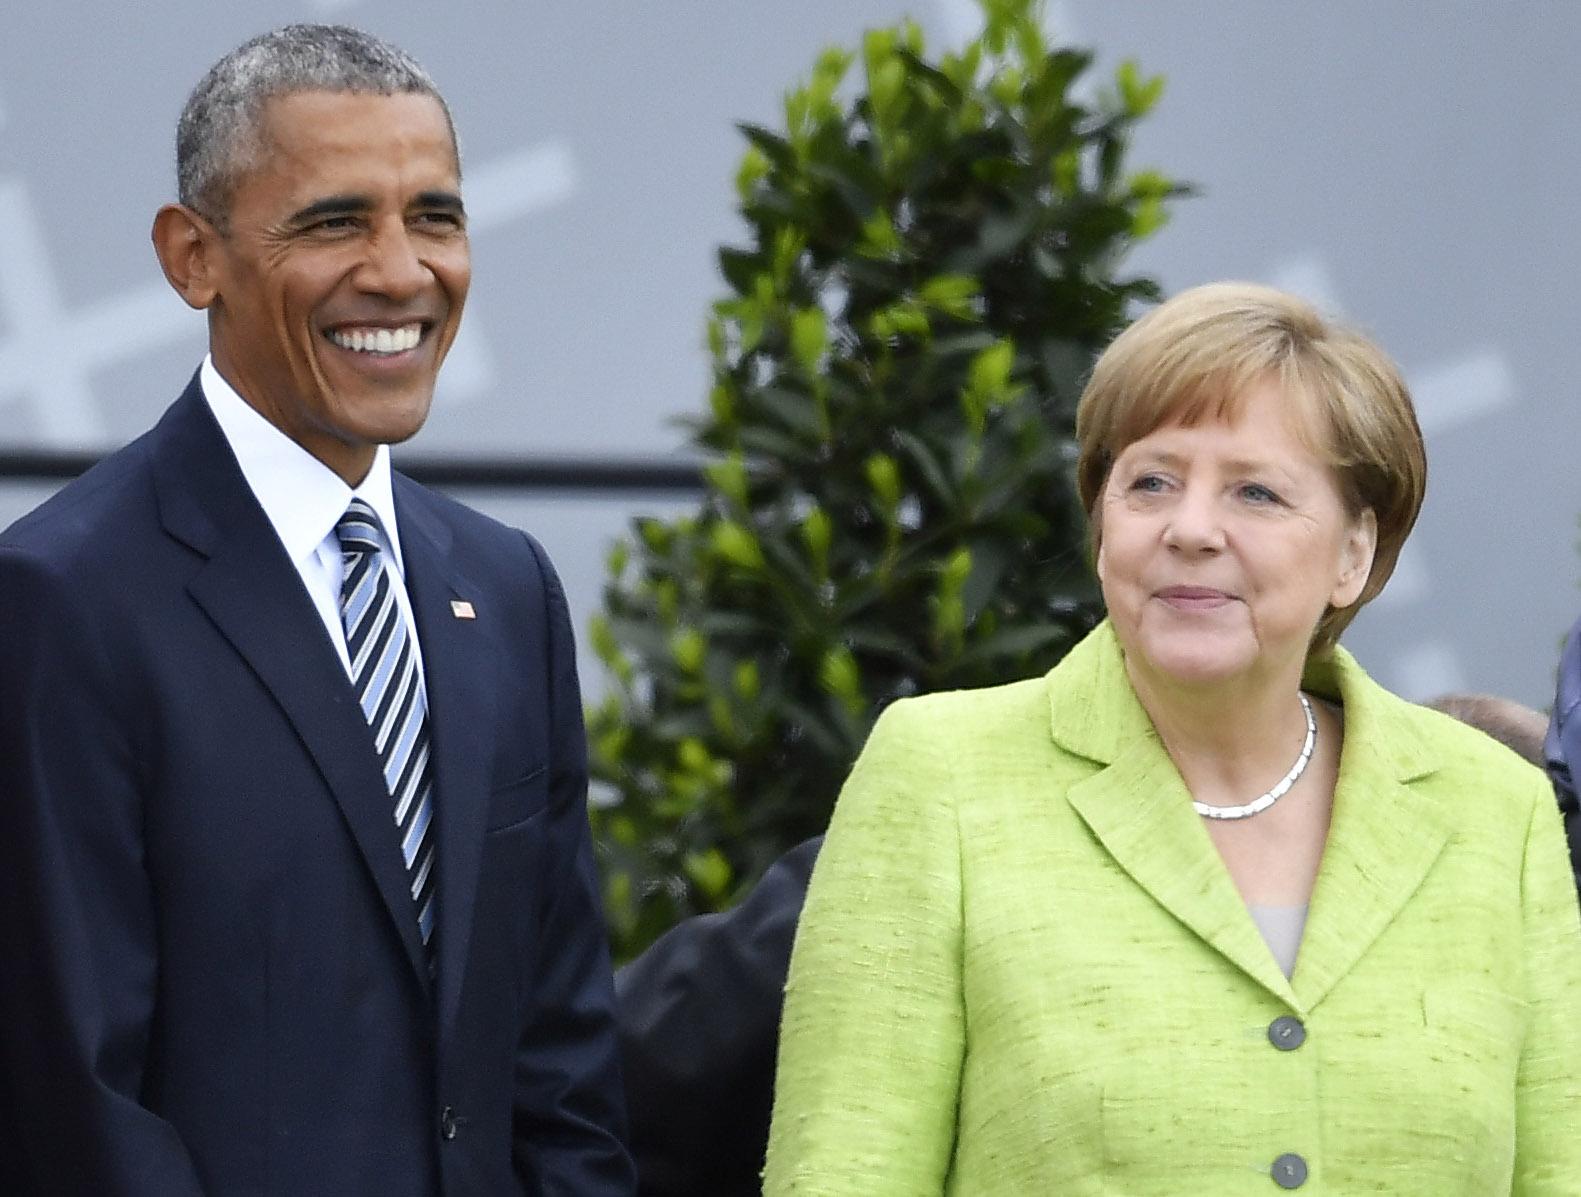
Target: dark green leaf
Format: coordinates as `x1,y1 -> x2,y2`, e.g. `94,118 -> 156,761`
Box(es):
892,430 -> 956,504
895,47 -> 964,105
717,247 -> 763,293
736,122 -> 797,171
955,623 -> 1077,669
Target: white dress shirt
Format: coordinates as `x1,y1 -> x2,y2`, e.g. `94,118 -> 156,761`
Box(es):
200,356 -> 427,684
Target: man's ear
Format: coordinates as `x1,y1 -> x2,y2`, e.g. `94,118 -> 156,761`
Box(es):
151,203 -> 222,310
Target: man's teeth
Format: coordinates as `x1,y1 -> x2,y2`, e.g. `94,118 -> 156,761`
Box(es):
329,325 -> 422,354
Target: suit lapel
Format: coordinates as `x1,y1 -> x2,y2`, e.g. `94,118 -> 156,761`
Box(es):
393,479 -> 494,1035
1054,625 -> 1296,1005
1290,651 -> 1448,1008
153,381 -> 433,998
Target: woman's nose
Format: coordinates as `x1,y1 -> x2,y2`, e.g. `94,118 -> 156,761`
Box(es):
1161,486 -> 1225,552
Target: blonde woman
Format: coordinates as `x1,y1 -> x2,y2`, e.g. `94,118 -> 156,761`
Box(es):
764,283 -> 1581,1194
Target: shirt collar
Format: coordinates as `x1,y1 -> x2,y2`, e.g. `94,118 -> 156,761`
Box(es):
199,355 -> 405,574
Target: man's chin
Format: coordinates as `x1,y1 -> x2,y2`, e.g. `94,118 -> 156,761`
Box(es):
334,391 -> 439,447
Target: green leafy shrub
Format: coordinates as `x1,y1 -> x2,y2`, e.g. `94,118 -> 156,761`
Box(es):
588,0 -> 1189,959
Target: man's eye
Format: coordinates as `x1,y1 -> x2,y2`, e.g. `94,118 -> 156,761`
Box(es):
305,216 -> 358,234
415,211 -> 465,229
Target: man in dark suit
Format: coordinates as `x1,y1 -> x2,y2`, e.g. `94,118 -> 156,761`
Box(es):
617,836 -> 821,1196
0,24 -> 634,1195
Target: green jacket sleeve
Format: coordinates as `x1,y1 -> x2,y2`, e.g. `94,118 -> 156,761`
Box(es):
763,699 -> 963,1195
1513,775 -> 1581,1193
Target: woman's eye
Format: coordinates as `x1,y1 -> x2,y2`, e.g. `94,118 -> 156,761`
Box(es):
1130,473 -> 1167,494
1239,483 -> 1280,504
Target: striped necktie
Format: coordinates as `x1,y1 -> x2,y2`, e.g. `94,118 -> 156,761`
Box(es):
335,499 -> 437,962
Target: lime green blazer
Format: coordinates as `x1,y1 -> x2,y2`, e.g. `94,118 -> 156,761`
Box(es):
764,622 -> 1581,1194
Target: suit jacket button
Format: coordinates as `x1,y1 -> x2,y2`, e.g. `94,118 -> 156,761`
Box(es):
1267,1015 -> 1306,1051
439,1105 -> 458,1140
1271,1152 -> 1308,1188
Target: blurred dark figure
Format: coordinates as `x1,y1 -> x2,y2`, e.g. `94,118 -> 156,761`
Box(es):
1425,688 -> 1578,893
616,836 -> 821,1197
1545,620 -> 1581,892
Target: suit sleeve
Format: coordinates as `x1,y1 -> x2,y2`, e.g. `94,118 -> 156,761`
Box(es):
509,533 -> 637,1195
763,700 -> 963,1196
1512,772 -> 1581,1194
616,835 -> 822,1195
0,548 -> 207,1195
1542,617 -> 1581,892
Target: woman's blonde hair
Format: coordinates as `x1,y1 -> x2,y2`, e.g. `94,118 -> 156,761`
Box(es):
1075,281 -> 1426,652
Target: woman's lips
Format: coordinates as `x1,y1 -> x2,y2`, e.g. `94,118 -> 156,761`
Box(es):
1155,585 -> 1234,610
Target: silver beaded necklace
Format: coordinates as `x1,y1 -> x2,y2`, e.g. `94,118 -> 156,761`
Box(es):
1192,693 -> 1316,821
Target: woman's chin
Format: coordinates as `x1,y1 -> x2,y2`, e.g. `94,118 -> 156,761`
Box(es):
1127,632 -> 1258,692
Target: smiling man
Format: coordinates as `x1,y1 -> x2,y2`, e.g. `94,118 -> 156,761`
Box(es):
0,25 -> 635,1196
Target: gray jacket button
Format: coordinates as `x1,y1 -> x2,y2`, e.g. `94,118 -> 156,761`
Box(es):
1267,1015 -> 1306,1051
1271,1152 -> 1308,1188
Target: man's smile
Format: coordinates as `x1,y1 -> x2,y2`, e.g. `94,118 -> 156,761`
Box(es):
325,323 -> 426,355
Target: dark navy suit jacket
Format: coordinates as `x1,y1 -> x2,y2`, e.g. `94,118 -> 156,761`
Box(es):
1543,616 -> 1581,895
0,378 -> 635,1195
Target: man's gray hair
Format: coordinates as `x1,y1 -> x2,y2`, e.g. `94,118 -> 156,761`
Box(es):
177,23 -> 455,223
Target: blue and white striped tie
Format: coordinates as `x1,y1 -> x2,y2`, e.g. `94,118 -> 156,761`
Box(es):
335,499 -> 437,961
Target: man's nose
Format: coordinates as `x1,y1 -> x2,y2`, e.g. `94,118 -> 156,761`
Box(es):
355,222 -> 429,300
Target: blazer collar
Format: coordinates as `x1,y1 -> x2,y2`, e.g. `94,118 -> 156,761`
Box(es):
1053,621 -> 1449,1012
1291,647 -> 1448,1008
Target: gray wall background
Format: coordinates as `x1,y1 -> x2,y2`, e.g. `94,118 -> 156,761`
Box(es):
1,1 -> 1576,708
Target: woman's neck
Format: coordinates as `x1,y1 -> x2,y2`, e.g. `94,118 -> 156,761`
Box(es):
1124,657 -> 1315,806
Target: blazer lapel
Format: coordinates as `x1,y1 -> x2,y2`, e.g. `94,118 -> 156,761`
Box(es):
393,479 -> 494,1035
1054,625 -> 1297,1005
1064,742 -> 1298,1006
1290,650 -> 1448,1009
1052,627 -> 1454,1013
153,382 -> 433,997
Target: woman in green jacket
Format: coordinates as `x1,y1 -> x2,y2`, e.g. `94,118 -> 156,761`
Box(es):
764,282 -> 1581,1194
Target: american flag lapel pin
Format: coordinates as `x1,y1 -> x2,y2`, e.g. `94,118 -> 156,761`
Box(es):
450,599 -> 476,620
